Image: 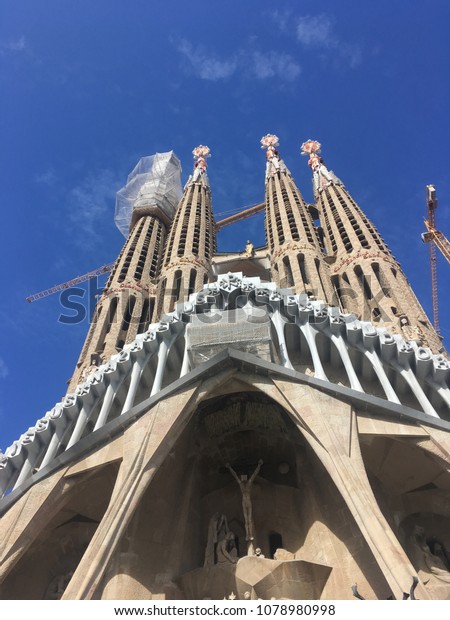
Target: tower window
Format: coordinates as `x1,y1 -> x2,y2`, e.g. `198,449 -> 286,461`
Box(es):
116,294 -> 137,350
188,268 -> 197,296
118,219 -> 145,283
371,262 -> 391,298
157,277 -> 167,317
354,265 -> 373,300
138,298 -> 151,334
169,269 -> 183,311
95,295 -> 119,355
282,256 -> 294,288
298,254 -> 309,285
315,258 -> 326,301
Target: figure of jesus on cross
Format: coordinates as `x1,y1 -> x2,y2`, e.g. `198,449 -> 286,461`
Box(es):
226,460 -> 263,542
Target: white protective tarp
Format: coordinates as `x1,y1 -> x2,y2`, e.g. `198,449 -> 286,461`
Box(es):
115,151 -> 182,237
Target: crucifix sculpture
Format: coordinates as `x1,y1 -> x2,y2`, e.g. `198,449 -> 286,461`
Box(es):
226,460 -> 263,545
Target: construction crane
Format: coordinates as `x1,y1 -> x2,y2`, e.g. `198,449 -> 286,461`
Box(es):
26,202 -> 267,303
421,184 -> 450,336
214,201 -> 265,231
26,262 -> 116,303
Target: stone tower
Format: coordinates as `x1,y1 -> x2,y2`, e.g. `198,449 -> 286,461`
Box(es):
1,137 -> 449,602
69,153 -> 182,390
158,145 -> 216,317
261,134 -> 333,302
300,139 -> 443,353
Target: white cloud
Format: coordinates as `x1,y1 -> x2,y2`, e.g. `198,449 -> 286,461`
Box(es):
251,51 -> 301,82
0,357 -> 9,380
176,39 -> 301,83
177,39 -> 238,81
34,168 -> 57,186
295,14 -> 362,69
269,9 -> 292,32
296,15 -> 334,47
0,35 -> 26,54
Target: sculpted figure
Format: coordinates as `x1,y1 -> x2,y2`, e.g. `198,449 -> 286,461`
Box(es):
226,460 -> 263,541
216,531 -> 238,564
409,526 -> 450,584
244,240 -> 255,258
204,512 -> 229,568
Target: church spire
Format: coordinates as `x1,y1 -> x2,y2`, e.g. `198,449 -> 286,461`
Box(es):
68,152 -> 181,390
189,144 -> 211,187
156,145 -> 216,317
300,139 -> 342,197
261,134 -> 333,301
302,140 -> 443,352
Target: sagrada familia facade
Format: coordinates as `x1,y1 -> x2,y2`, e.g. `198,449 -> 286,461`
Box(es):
1,136 -> 449,600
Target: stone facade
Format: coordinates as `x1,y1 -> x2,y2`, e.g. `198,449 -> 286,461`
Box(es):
69,150 -> 182,390
264,158 -> 333,303
1,139 -> 449,600
69,208 -> 167,391
299,139 -> 443,353
318,182 -> 442,352
1,350 -> 449,600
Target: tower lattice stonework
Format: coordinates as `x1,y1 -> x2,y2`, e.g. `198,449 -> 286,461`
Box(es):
262,135 -> 333,302
158,145 -> 216,318
301,139 -> 442,352
70,152 -> 183,391
1,137 -> 450,601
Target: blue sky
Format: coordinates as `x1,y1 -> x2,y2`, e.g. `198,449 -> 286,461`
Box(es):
0,0 -> 449,450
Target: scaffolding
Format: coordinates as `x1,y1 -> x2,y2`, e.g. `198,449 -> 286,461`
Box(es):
114,152 -> 182,237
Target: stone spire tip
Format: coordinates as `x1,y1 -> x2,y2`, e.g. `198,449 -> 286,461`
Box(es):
260,134 -> 280,150
190,145 -> 211,186
300,139 -> 322,156
301,139 -> 342,194
261,134 -> 286,180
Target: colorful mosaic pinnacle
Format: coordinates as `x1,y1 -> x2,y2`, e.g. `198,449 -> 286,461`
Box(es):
192,144 -> 211,160
260,134 -> 279,150
300,139 -> 322,155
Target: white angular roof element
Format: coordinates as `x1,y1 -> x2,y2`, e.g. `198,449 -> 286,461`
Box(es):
114,151 -> 182,237
1,273 -> 449,504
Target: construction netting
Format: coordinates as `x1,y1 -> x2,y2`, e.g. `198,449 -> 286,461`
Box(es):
114,151 -> 183,237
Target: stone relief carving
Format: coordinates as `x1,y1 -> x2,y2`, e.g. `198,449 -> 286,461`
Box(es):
409,526 -> 450,585
216,531 -> 238,564
204,512 -> 229,568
